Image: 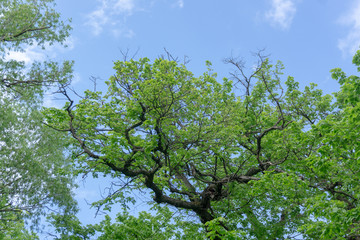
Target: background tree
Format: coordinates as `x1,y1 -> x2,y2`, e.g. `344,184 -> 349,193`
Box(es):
0,0 -> 76,235
297,52 -> 360,239
45,51 -> 360,239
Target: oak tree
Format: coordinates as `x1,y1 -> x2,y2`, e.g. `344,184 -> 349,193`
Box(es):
45,51 -> 360,239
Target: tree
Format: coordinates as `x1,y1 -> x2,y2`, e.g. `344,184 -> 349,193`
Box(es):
296,52 -> 360,240
0,0 -> 76,234
45,50 -> 360,239
0,220 -> 39,240
0,0 -> 72,98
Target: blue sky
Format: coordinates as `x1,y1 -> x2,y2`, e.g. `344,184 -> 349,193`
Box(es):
10,0 -> 360,97
9,0 -> 360,232
51,0 -> 359,108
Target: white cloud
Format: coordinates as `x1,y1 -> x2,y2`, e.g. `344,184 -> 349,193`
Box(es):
338,0 -> 360,56
85,0 -> 135,36
177,0 -> 184,8
111,28 -> 135,38
6,45 -> 46,64
170,0 -> 184,8
43,95 -> 61,108
114,0 -> 135,12
265,0 -> 297,30
72,72 -> 82,85
5,37 -> 75,64
125,29 -> 135,38
75,188 -> 98,200
86,8 -> 109,36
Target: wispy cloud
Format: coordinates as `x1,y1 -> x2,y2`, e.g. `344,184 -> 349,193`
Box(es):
4,36 -> 75,65
75,188 -> 98,200
6,45 -> 46,64
114,0 -> 135,12
169,0 -> 184,8
176,0 -> 184,8
85,0 -> 135,36
265,0 -> 297,30
5,37 -> 75,64
338,0 -> 360,56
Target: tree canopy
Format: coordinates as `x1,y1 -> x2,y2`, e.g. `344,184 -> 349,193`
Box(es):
0,0 -> 75,237
2,1 -> 360,239
44,50 -> 360,239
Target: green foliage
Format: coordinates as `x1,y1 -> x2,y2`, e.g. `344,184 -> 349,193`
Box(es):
0,0 -> 73,101
205,217 -> 243,240
49,206 -> 208,240
0,220 -> 39,240
297,50 -> 360,240
0,0 -> 75,236
0,96 -> 76,218
47,213 -> 96,240
0,0 -> 71,51
45,51 -> 360,239
95,208 -> 179,240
